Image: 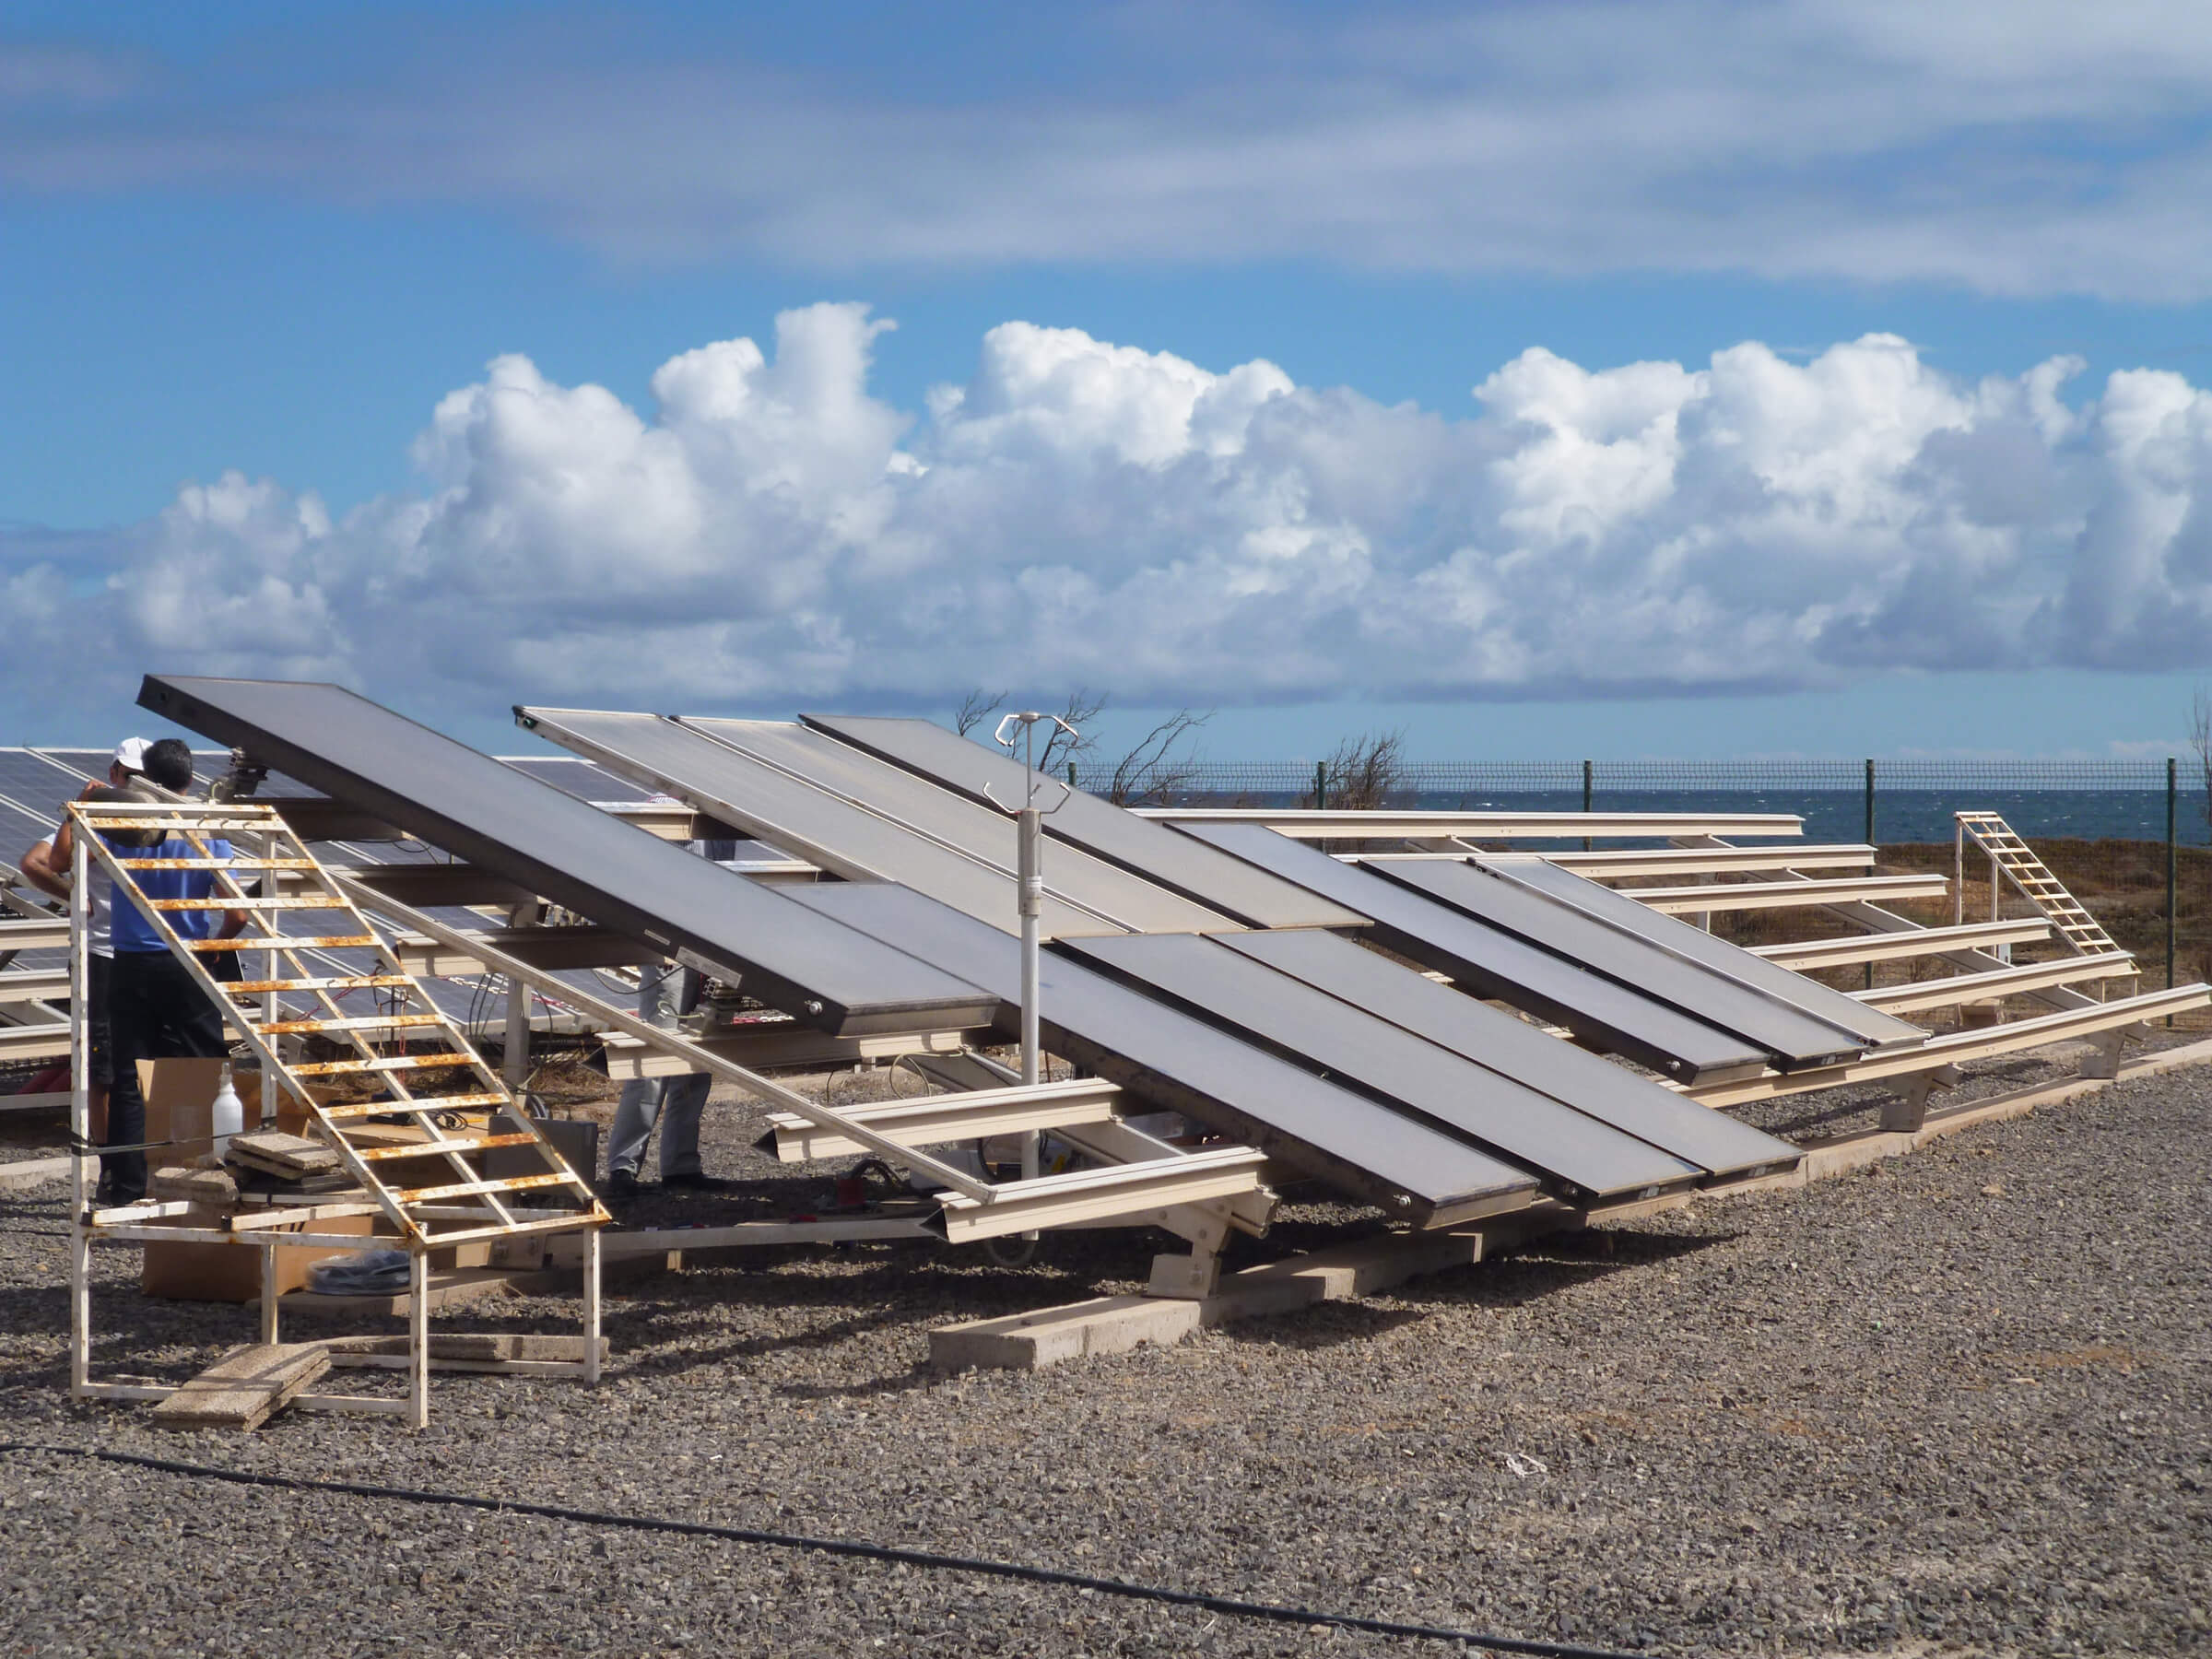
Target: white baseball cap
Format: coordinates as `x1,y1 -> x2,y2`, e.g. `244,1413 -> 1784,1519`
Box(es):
112,737 -> 154,773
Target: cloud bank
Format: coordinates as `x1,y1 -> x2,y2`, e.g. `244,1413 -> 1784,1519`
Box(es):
8,302 -> 2212,724
6,2 -> 2212,298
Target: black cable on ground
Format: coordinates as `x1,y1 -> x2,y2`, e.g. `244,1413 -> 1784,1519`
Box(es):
1,1439 -> 1642,1657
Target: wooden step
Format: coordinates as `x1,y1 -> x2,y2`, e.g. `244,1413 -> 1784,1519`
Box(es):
186,935 -> 379,950
229,975 -> 412,994
253,1012 -> 445,1036
150,896 -> 348,912
352,1134 -> 541,1162
320,1092 -> 511,1120
115,857 -> 317,871
148,1343 -> 332,1431
391,1171 -> 579,1204
291,1053 -> 481,1078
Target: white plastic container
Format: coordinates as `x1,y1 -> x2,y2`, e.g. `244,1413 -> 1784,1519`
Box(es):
210,1063 -> 244,1155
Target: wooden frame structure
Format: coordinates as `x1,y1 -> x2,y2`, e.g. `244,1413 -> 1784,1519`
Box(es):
65,800 -> 611,1430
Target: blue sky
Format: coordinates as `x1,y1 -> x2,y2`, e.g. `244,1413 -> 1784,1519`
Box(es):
7,1 -> 2212,761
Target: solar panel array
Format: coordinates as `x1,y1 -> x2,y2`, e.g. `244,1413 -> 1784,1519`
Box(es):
0,746 -> 665,1049
533,703 -> 1815,1209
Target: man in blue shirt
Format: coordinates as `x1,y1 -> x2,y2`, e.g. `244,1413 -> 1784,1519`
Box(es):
100,740 -> 247,1206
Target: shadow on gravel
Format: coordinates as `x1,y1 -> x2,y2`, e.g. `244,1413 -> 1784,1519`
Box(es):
1425,1226 -> 1743,1312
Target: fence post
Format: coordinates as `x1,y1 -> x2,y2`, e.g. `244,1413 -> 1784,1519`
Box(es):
1864,759 -> 1877,990
1582,759 -> 1593,853
2169,756 -> 2178,1020
1066,761 -> 1077,789
1314,759 -> 1326,813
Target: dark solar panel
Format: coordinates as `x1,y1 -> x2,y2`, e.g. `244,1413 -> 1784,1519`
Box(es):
1178,823 -> 1766,1082
788,880 -> 1539,1225
1477,856 -> 1924,1049
1376,860 -> 1867,1069
501,755 -> 665,804
139,677 -> 1000,1037
1065,932 -> 1705,1200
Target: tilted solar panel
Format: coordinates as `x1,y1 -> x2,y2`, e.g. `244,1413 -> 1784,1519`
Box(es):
1217,928 -> 1797,1180
1065,931 -> 1708,1201
1373,860 -> 1868,1069
799,714 -> 1369,932
1476,855 -> 1925,1049
1175,822 -> 1767,1082
137,677 -> 1000,1038
785,880 -> 1539,1226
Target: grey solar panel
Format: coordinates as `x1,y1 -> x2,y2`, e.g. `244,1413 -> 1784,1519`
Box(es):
1477,856 -> 1926,1049
501,755 -> 666,804
800,714 -> 1369,932
1218,929 -> 1797,1180
137,677 -> 1000,1038
1176,823 -> 1767,1081
1374,860 -> 1866,1069
679,717 -> 1237,935
517,707 -> 1117,939
784,881 -> 1539,1225
1065,932 -> 1708,1199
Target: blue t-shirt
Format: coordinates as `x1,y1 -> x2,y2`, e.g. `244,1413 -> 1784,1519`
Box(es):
108,833 -> 234,954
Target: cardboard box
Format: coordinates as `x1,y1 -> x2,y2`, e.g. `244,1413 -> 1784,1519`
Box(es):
140,1060 -> 340,1157
140,1056 -> 227,1166
141,1211 -> 377,1303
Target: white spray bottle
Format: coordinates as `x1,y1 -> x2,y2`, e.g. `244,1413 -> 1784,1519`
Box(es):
210,1062 -> 244,1155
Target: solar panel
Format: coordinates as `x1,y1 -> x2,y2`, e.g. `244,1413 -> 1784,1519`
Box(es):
1217,928 -> 1796,1179
501,755 -> 665,805
1372,860 -> 1867,1069
785,881 -> 1539,1225
1176,823 -> 1767,1082
678,718 -> 1236,935
517,708 -> 1118,939
137,677 -> 1001,1038
799,714 -> 1369,932
1477,856 -> 1925,1049
1065,932 -> 1708,1200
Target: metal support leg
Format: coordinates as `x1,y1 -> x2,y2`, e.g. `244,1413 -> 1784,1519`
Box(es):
68,825 -> 90,1399
582,1228 -> 602,1385
259,1238 -> 280,1345
407,1249 -> 429,1430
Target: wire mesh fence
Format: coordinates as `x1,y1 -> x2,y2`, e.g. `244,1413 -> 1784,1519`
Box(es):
1069,754 -> 2209,1022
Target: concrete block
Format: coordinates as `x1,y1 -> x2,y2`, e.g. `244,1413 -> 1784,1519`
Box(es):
931,1295 -> 1200,1371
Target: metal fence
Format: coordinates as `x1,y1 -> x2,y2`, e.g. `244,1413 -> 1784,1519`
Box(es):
1070,755 -> 2209,1009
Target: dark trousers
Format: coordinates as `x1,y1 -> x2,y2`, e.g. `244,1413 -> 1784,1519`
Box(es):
104,951 -> 229,1201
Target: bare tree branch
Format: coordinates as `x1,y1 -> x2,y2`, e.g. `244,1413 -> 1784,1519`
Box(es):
1312,728 -> 1407,810
1104,708 -> 1215,806
2194,686 -> 2212,841
954,689 -> 1006,737
1036,688 -> 1107,778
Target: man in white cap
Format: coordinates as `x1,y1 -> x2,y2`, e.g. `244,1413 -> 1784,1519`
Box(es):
22,737 -> 242,1202
19,740 -> 165,1197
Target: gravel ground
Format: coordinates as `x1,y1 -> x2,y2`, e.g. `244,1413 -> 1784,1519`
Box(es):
1,1055 -> 2208,1658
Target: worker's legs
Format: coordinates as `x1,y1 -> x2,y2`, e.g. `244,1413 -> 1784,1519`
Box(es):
102,954 -> 157,1204
146,954 -> 228,1057
653,1073 -> 712,1179
86,953 -> 112,1152
606,1077 -> 665,1180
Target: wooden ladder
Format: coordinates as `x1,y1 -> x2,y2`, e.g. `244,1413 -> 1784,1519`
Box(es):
73,800 -> 607,1248
1954,811 -> 2119,959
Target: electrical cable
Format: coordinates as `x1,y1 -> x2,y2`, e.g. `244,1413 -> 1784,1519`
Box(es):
0,1440 -> 1643,1657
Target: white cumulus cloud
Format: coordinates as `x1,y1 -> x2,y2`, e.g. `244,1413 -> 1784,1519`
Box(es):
10,301 -> 2212,727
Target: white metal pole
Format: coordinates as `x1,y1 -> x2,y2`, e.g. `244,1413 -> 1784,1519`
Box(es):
582,1226 -> 603,1385
407,1248 -> 430,1430
260,827 -> 278,1126
1018,722 -> 1043,1193
67,819 -> 90,1397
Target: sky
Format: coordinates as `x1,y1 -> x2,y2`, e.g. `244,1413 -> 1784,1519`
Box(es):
7,2 -> 2212,764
